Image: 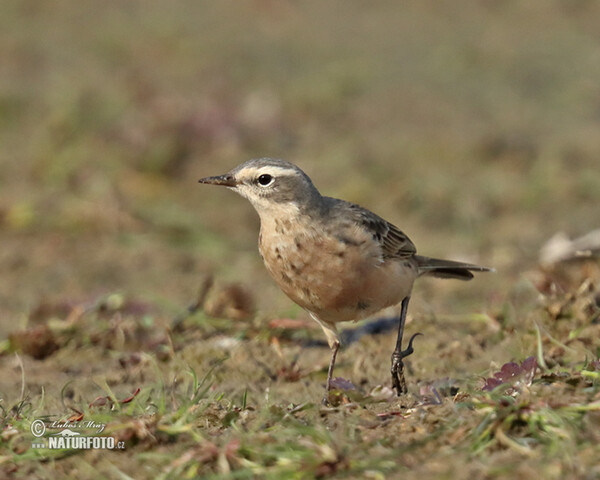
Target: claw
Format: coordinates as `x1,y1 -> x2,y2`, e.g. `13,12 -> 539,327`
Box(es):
400,332 -> 423,360
390,333 -> 423,396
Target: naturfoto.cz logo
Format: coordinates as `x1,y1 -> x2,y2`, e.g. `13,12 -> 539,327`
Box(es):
30,419 -> 125,450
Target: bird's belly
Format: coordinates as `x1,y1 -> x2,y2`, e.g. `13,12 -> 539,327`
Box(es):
259,227 -> 416,324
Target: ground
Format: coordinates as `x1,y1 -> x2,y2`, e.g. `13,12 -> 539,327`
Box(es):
1,2 -> 599,479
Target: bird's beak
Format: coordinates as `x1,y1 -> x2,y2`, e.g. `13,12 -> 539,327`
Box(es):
198,173 -> 237,187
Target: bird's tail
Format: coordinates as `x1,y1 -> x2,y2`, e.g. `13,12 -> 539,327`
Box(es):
414,255 -> 494,281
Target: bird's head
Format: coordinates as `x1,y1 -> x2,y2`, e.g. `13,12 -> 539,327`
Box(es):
199,158 -> 321,217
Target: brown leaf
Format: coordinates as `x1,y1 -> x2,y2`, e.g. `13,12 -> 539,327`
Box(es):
67,411 -> 84,422
89,388 -> 141,408
9,325 -> 59,359
482,356 -> 538,392
28,300 -> 78,323
89,396 -> 110,408
329,377 -> 356,391
120,387 -> 141,404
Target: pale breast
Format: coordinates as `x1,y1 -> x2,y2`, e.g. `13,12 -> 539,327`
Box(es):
258,216 -> 417,324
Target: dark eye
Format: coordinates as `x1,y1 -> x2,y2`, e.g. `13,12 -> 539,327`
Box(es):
257,174 -> 273,186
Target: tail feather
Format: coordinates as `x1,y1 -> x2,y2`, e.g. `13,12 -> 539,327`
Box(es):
414,255 -> 494,281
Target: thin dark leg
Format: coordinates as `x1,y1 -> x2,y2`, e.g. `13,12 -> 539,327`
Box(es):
391,296 -> 422,395
322,340 -> 340,405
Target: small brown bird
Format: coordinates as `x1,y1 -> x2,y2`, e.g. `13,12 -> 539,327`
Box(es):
199,158 -> 493,402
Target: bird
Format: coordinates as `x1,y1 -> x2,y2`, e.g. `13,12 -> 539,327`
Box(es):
199,158 -> 493,403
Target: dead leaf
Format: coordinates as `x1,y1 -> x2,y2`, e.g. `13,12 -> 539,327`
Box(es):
329,377 -> 356,391
482,356 -> 537,393
67,411 -> 84,422
89,387 -> 141,408
120,387 -> 141,404
9,325 -> 59,359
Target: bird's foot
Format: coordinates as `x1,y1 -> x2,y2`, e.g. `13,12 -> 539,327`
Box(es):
391,333 -> 423,396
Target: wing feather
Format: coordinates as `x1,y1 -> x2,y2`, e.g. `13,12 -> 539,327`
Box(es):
329,200 -> 416,259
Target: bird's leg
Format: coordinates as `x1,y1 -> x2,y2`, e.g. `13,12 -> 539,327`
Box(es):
391,332 -> 421,395
322,339 -> 340,405
391,296 -> 422,395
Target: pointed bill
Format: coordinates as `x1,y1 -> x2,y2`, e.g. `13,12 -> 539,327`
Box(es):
198,174 -> 237,187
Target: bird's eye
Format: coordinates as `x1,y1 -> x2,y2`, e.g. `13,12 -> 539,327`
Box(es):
257,174 -> 273,186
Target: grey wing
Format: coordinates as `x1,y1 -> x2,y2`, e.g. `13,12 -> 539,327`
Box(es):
358,209 -> 417,259
329,199 -> 417,259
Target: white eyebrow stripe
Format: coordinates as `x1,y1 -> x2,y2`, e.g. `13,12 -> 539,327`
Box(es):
256,166 -> 298,177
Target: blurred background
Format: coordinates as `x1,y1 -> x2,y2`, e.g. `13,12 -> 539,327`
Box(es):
1,1 -> 599,336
